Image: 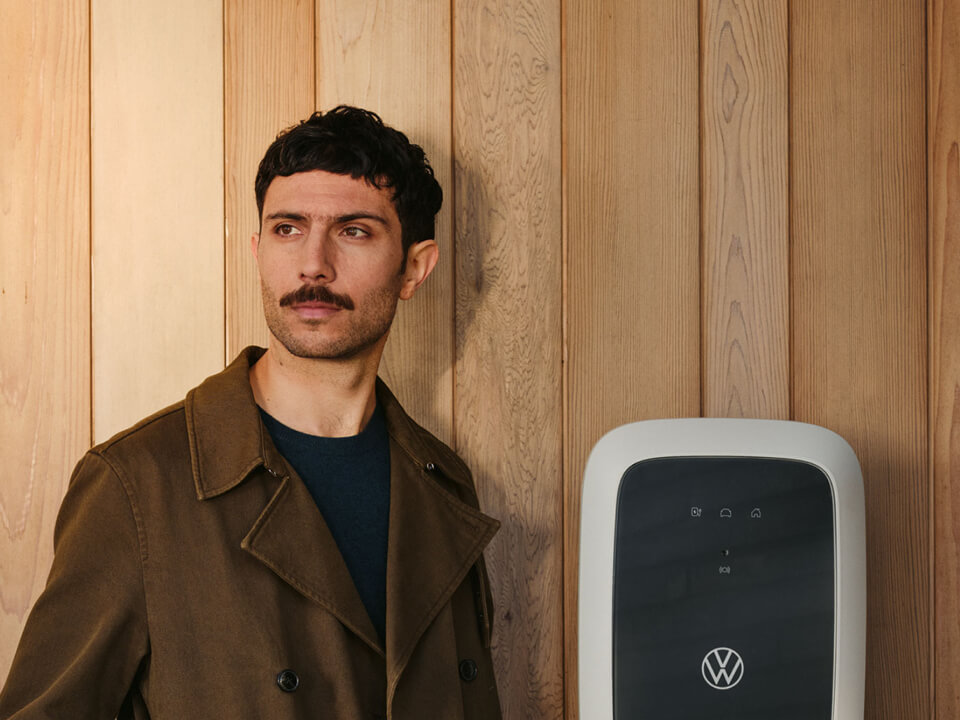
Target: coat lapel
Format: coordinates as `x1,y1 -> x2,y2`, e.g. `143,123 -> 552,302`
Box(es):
383,440 -> 499,708
240,466 -> 382,653
187,347 -> 381,653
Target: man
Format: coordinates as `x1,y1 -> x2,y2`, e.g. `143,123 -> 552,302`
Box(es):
0,106 -> 501,719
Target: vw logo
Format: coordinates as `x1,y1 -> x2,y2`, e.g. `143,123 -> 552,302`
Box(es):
701,647 -> 744,690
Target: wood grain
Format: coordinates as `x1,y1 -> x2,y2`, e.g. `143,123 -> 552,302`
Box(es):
790,1 -> 928,716
91,0 -> 225,442
701,0 -> 789,419
930,0 -> 960,716
564,1 -> 701,716
225,0 -> 315,363
316,0 -> 454,444
3,1 -> 952,714
0,0 -> 90,682
453,0 -> 563,717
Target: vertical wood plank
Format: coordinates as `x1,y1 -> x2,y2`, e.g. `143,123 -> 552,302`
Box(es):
454,0 -> 563,717
316,0 -> 454,443
564,1 -> 701,716
91,0 -> 224,442
701,0 -> 789,419
225,0 -> 315,362
930,0 -> 960,716
791,1 -> 928,717
0,0 -> 90,682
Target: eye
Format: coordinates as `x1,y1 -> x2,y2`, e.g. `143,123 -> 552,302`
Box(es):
274,223 -> 301,237
342,226 -> 370,238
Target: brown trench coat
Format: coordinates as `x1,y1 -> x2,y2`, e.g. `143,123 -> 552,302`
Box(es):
0,348 -> 502,720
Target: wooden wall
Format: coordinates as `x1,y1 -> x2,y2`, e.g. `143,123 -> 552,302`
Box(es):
1,1 -> 958,718
931,0 -> 960,716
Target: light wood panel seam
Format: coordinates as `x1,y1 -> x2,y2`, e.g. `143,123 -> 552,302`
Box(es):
786,0 -> 793,422
697,0 -> 705,419
221,0 -> 228,367
559,0 -> 569,713
449,0 -> 458,451
87,0 -> 95,447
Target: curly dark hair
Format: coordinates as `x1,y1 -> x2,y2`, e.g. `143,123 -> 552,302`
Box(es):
255,106 -> 443,251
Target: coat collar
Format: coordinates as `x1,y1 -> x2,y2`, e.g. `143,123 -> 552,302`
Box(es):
184,348 -> 500,687
185,346 -> 277,499
184,346 -> 490,502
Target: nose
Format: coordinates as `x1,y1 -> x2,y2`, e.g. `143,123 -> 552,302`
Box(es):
300,228 -> 336,283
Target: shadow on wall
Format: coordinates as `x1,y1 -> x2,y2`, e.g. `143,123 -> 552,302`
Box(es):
378,155 -> 489,445
453,161 -> 488,362
448,159 -> 556,707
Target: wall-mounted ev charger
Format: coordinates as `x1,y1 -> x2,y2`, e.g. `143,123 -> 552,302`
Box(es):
578,419 -> 866,720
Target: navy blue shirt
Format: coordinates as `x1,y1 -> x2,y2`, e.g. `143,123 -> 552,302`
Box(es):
259,405 -> 391,642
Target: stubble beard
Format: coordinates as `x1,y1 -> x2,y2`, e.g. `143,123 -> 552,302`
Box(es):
260,282 -> 401,360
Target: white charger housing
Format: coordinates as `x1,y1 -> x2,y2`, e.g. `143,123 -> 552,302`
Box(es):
578,419 -> 865,720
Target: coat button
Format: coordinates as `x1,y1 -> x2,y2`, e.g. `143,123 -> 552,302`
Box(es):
276,669 -> 299,692
425,462 -> 436,472
459,659 -> 478,682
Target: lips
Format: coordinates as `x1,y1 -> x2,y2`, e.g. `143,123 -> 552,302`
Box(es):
289,301 -> 341,319
291,301 -> 338,310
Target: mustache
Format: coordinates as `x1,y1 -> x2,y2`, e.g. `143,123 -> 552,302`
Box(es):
279,284 -> 355,311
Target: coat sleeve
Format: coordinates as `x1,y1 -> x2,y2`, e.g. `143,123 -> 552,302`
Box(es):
0,451 -> 150,720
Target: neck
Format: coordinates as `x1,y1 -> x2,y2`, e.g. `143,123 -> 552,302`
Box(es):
249,338 -> 385,437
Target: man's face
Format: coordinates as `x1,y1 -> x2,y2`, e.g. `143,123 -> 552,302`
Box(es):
253,170 -> 425,361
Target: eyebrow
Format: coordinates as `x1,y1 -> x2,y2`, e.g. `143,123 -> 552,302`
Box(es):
335,212 -> 391,226
264,211 -> 307,223
264,211 -> 391,226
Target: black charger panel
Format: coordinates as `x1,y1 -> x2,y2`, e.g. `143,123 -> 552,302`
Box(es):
612,457 -> 835,720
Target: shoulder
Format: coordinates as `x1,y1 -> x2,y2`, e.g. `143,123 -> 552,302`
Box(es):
409,420 -> 474,484
87,348 -> 265,494
375,379 -> 483,506
90,399 -> 190,473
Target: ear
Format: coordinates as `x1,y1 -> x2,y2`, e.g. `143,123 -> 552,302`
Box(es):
399,240 -> 439,300
250,232 -> 260,262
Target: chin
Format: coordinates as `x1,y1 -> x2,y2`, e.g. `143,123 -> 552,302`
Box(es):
272,332 -> 387,362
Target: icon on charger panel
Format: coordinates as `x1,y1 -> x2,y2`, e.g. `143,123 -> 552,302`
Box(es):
719,566 -> 731,575
750,508 -> 762,519
690,507 -> 703,518
720,508 -> 732,518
